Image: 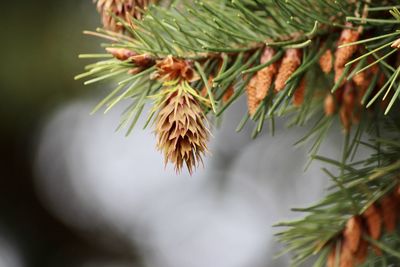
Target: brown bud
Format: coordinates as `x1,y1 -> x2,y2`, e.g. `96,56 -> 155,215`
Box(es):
293,78 -> 307,107
106,47 -> 136,61
131,54 -> 154,67
319,49 -> 333,74
381,195 -> 398,233
343,216 -> 362,253
274,49 -> 302,92
324,94 -> 336,116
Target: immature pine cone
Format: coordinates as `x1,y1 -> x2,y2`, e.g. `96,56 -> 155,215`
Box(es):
324,94 -> 336,116
222,85 -> 234,104
293,78 -> 307,107
96,0 -> 153,31
319,49 -> 333,74
335,25 -> 360,69
353,239 -> 368,265
380,195 -> 398,233
339,243 -> 354,267
343,216 -> 362,254
275,49 -> 302,92
155,90 -> 209,174
256,47 -> 278,100
334,24 -> 359,84
246,75 -> 260,116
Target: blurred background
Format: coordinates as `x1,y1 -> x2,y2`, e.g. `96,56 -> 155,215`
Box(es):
0,1 -> 343,267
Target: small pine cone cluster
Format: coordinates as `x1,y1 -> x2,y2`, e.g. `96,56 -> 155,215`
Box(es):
96,0 -> 153,32
152,56 -> 199,82
106,47 -> 154,74
334,24 -> 360,85
275,49 -> 302,92
327,187 -> 400,267
245,47 -> 302,115
155,90 -> 209,174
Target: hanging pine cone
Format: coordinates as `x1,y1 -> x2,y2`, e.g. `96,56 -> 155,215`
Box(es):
256,47 -> 278,100
155,89 -> 209,174
95,0 -> 154,32
274,49 -> 302,92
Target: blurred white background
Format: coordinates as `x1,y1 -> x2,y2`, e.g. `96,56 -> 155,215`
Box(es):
33,96 -> 345,267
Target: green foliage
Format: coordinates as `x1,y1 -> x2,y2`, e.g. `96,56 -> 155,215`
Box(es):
77,1 -> 400,266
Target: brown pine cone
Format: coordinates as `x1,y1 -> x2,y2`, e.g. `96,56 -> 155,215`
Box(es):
246,75 -> 260,116
293,78 -> 307,107
222,85 -> 234,104
274,49 -> 302,92
381,195 -> 398,233
363,204 -> 382,240
319,49 -> 333,74
335,24 -> 360,69
327,245 -> 338,267
340,243 -> 354,267
256,47 -> 278,100
324,94 -> 336,116
343,216 -> 362,253
354,238 -> 368,265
